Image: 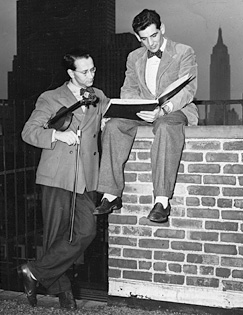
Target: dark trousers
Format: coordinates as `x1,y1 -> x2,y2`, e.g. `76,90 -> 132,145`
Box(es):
97,110 -> 187,199
28,186 -> 96,295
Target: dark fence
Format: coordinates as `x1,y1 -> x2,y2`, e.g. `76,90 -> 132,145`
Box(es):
0,99 -> 108,301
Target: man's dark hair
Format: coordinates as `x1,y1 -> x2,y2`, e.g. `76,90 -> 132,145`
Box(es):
132,9 -> 161,34
62,48 -> 91,71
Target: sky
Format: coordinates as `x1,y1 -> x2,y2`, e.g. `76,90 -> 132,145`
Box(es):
0,0 -> 243,100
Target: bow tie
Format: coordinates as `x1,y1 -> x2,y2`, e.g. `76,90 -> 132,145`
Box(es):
147,50 -> 162,59
80,87 -> 97,107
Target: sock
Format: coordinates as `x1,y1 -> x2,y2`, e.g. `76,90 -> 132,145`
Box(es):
103,193 -> 117,202
155,196 -> 168,208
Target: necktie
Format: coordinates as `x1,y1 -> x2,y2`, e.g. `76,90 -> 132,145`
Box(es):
147,50 -> 162,59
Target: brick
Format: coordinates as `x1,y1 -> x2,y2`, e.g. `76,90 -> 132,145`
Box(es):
204,243 -> 237,255
187,254 -> 219,265
188,185 -> 220,196
181,152 -> 203,162
123,226 -> 152,237
201,197 -> 215,207
176,174 -> 201,184
137,173 -> 152,182
154,251 -> 185,262
221,257 -> 243,267
239,177 -> 243,186
109,225 -> 121,235
186,276 -> 219,288
170,196 -> 184,206
133,140 -> 152,149
199,266 -> 214,275
171,241 -> 202,252
186,197 -> 200,206
234,199 -> 243,208
109,215 -> 137,225
188,164 -> 220,174
154,229 -> 185,239
124,173 -> 137,182
223,164 -> 243,174
124,183 -> 153,195
109,268 -> 121,278
122,194 -> 137,204
204,175 -> 236,185
137,152 -> 150,160
232,270 -> 243,279
178,164 -> 184,173
239,247 -> 243,256
123,248 -> 152,259
123,270 -> 152,282
128,152 -> 136,160
217,198 -> 232,208
168,263 -> 181,273
186,141 -> 220,151
223,141 -> 243,150
125,162 -> 151,172
171,206 -> 185,217
171,218 -> 203,229
139,261 -> 152,270
216,268 -> 231,278
109,258 -> 137,269
189,231 -> 218,242
153,262 -> 167,272
222,280 -> 243,292
139,239 -> 169,249
109,236 -> 137,247
139,195 -> 152,204
109,247 -> 121,257
183,264 -> 197,274
221,233 -> 243,243
154,274 -> 184,285
206,152 -> 238,162
222,210 -> 243,220
205,221 -> 238,231
187,208 -> 219,219
223,187 -> 243,197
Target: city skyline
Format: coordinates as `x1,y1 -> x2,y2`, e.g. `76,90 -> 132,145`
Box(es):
0,0 -> 243,100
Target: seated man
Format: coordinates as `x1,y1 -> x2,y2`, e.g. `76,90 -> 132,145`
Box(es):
94,9 -> 198,223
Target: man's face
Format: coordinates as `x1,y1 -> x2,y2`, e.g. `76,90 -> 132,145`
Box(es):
137,23 -> 164,53
69,57 -> 96,88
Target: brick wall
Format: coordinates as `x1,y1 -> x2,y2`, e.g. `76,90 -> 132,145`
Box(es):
108,125 -> 243,309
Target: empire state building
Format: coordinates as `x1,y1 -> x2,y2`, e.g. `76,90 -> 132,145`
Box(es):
208,28 -> 230,125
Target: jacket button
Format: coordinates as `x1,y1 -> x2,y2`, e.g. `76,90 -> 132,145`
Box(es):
94,152 -> 96,155
93,134 -> 96,138
69,151 -> 73,154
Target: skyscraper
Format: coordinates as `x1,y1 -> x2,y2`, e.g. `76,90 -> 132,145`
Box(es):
208,28 -> 231,124
8,0 -> 116,100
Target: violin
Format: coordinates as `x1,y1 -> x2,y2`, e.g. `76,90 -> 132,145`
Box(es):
44,97 -> 99,131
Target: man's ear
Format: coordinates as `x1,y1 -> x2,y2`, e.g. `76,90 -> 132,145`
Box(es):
67,69 -> 74,79
134,32 -> 141,42
160,23 -> 165,35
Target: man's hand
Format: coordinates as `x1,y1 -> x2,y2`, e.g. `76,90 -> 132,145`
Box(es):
54,130 -> 80,146
136,106 -> 162,122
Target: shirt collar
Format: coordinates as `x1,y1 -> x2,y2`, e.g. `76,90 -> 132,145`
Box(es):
160,37 -> 167,52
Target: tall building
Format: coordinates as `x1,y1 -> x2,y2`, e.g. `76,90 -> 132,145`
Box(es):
8,0 -> 116,100
208,28 -> 231,124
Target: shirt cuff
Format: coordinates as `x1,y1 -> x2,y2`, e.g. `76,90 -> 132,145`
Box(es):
162,101 -> 173,114
52,129 -> 57,142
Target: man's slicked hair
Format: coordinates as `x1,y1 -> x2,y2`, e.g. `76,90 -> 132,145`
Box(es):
132,9 -> 161,34
62,48 -> 92,71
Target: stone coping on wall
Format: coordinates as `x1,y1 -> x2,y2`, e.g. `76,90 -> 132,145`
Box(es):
136,125 -> 243,139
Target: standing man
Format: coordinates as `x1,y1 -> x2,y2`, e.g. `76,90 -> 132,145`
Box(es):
94,9 -> 198,223
18,48 -> 109,309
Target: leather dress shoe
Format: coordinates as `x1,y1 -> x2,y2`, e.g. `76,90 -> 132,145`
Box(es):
58,290 -> 77,310
17,264 -> 37,307
147,202 -> 171,223
93,197 -> 122,215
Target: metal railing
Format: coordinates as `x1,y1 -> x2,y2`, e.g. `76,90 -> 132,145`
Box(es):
0,99 -> 108,300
